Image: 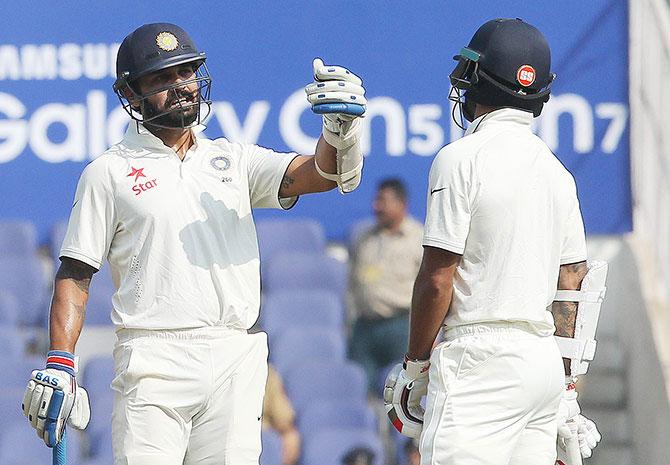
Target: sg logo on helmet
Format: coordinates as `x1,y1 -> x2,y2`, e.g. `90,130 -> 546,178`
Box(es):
516,65 -> 536,87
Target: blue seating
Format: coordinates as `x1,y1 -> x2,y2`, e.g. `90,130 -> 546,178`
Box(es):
270,328 -> 346,375
0,257 -> 48,326
8,356 -> 43,389
0,291 -> 20,326
83,356 -> 115,400
0,328 -> 25,357
0,221 -> 38,259
299,400 -> 378,435
256,218 -> 326,262
261,290 -> 344,337
0,423 -> 83,464
284,360 -> 367,413
260,428 -> 282,465
263,253 -> 347,296
87,390 -> 114,452
302,429 -> 384,465
88,418 -> 114,461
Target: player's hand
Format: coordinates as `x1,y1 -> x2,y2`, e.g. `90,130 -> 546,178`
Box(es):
556,382 -> 601,462
305,57 -> 366,119
383,356 -> 429,439
22,351 -> 91,447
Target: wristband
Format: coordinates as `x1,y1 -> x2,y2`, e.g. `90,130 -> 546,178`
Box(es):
46,350 -> 76,377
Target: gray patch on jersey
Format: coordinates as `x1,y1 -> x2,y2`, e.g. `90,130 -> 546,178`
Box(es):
210,155 -> 231,171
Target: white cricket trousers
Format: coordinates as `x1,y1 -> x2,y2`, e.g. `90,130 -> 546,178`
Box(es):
110,327 -> 268,465
420,323 -> 565,465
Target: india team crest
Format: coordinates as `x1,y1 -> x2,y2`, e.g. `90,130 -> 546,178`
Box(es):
516,65 -> 536,87
210,155 -> 231,171
156,32 -> 179,51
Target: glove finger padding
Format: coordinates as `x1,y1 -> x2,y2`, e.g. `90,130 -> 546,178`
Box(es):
383,360 -> 429,439
577,415 -> 600,458
312,58 -> 362,85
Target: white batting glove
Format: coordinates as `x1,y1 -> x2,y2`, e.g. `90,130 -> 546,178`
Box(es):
383,356 -> 430,439
22,351 -> 90,447
305,58 -> 366,193
556,382 -> 601,463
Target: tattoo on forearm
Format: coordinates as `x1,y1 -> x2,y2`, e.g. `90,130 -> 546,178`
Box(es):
55,259 -> 95,293
281,175 -> 295,192
552,301 -> 578,338
552,261 -> 588,337
552,261 -> 588,375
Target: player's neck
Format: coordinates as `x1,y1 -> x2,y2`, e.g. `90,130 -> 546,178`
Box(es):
147,126 -> 195,160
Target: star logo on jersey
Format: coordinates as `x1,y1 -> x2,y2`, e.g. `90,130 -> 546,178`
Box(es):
127,167 -> 146,182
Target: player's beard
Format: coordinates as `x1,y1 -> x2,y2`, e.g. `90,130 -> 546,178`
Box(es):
143,88 -> 199,128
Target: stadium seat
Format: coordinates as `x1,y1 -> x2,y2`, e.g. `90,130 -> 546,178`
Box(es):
260,428 -> 282,465
8,356 -> 43,390
0,256 -> 49,326
261,290 -> 344,337
298,400 -> 378,435
0,328 -> 25,357
263,252 -> 347,296
302,429 -> 384,465
88,418 -> 114,461
270,328 -> 346,375
284,360 -> 367,413
0,220 -> 38,259
0,291 -> 20,327
256,218 -> 326,263
0,423 -> 84,464
87,390 -> 114,452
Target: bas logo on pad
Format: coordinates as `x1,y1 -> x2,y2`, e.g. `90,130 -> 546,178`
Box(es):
127,166 -> 158,196
516,65 -> 536,87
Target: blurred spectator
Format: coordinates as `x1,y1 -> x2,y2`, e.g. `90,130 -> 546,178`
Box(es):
341,446 -> 375,465
348,178 -> 423,392
263,364 -> 301,465
404,438 -> 420,465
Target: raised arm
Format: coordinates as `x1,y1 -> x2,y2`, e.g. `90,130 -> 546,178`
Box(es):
278,136 -> 338,197
50,257 -> 97,352
552,260 -> 588,376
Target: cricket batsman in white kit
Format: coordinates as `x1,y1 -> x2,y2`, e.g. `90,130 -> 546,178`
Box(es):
384,19 -> 605,464
21,22 -> 366,464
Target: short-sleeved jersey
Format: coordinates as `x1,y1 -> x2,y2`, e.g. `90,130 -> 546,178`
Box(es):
423,108 -> 587,335
60,123 -> 298,330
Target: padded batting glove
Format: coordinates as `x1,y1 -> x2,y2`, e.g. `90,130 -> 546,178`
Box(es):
556,381 -> 602,463
22,350 -> 90,447
383,356 -> 430,439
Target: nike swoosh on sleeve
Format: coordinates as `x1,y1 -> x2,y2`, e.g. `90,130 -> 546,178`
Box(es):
72,200 -> 79,209
430,187 -> 446,195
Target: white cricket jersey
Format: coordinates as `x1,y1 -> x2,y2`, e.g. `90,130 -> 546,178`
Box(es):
423,108 -> 587,335
60,123 -> 298,330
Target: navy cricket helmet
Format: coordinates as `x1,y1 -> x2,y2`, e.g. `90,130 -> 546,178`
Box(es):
113,23 -> 212,129
449,18 -> 555,125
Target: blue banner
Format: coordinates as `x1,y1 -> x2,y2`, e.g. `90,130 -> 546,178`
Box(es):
0,0 -> 630,242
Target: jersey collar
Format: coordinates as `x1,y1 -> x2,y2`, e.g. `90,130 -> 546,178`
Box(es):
464,107 -> 534,136
122,122 -> 207,157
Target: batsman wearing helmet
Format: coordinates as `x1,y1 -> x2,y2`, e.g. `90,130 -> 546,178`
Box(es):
384,19 -> 604,464
21,23 -> 366,465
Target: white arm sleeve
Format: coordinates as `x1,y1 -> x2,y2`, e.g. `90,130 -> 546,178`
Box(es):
246,145 -> 299,210
560,181 -> 587,265
422,147 -> 472,254
59,161 -> 116,270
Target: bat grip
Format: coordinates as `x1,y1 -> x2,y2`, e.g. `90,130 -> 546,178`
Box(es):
53,428 -> 66,465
